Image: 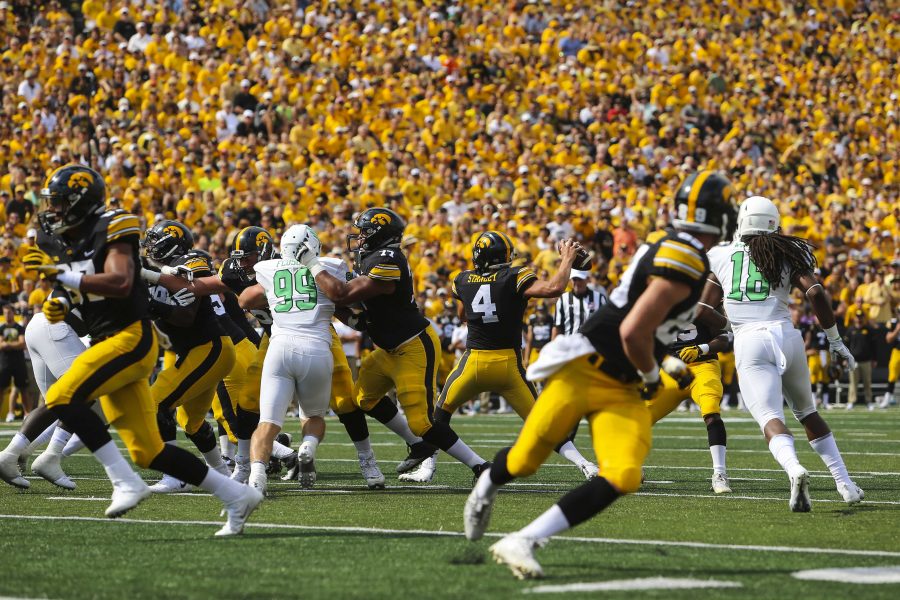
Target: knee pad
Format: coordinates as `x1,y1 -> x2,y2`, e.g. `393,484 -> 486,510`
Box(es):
432,407 -> 452,426
156,409 -> 177,442
186,421 -> 217,454
367,396 -> 400,424
406,413 -> 433,437
604,465 -> 643,494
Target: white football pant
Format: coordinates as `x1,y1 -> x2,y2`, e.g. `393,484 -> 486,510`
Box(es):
734,322 -> 817,430
259,335 -> 333,427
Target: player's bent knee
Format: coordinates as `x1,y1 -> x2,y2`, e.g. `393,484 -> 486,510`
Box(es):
605,466 -> 643,494
407,416 -> 432,437
506,446 -> 543,478
129,444 -> 163,469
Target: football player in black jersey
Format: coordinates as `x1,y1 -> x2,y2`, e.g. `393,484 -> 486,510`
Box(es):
141,220 -> 237,493
524,303 -> 554,368
24,166 -> 261,534
804,317 -> 833,409
465,171 -> 735,579
434,231 -> 597,478
297,207 -> 490,481
171,227 -> 389,488
884,313 -> 900,408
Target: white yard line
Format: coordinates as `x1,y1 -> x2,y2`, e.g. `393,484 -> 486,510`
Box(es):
2,513 -> 899,558
523,578 -> 743,593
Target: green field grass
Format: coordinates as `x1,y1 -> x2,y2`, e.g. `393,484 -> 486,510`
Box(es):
2,410 -> 899,599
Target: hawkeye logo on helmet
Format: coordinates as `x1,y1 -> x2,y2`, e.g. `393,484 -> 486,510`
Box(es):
67,172 -> 94,189
370,213 -> 392,226
163,225 -> 184,238
255,231 -> 269,246
476,236 -> 492,249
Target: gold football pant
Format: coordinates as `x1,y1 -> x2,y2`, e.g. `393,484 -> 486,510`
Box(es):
152,336 -> 236,436
242,332 -> 269,415
329,327 -> 356,415
212,337 -> 257,441
647,359 -> 723,423
808,351 -> 830,385
718,350 -> 735,386
889,348 -> 900,384
356,327 -> 440,436
45,319 -> 162,468
437,348 -> 536,417
507,354 -> 650,493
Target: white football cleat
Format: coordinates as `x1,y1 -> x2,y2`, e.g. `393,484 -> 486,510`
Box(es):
396,442 -> 435,474
230,459 -> 250,483
398,452 -> 436,483
106,479 -> 151,518
149,474 -> 194,494
463,474 -> 495,541
298,443 -> 317,489
579,462 -> 598,480
489,535 -> 545,580
215,486 -> 264,536
711,473 -> 732,494
789,468 -> 811,512
0,450 -> 30,489
837,481 -> 864,505
358,452 -> 385,489
31,451 -> 76,490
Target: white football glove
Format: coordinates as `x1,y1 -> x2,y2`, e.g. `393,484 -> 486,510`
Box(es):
829,340 -> 857,371
295,241 -> 319,266
170,288 -> 196,307
161,264 -> 195,282
661,355 -> 694,389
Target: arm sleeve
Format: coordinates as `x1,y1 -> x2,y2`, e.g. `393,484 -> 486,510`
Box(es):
363,253 -> 403,281
647,239 -> 708,285
105,212 -> 142,244
514,267 -> 537,294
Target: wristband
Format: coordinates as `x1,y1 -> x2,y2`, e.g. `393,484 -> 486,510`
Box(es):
56,270 -> 83,290
141,268 -> 161,284
308,259 -> 325,278
725,331 -> 734,344
824,325 -> 841,342
698,343 -> 710,355
637,364 -> 660,384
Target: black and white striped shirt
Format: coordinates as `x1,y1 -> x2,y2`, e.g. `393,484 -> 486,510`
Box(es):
553,288 -> 607,336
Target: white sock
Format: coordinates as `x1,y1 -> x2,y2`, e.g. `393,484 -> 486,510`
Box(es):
768,434 -> 804,477
809,433 -> 852,487
62,434 -> 86,457
236,438 -> 251,464
710,444 -> 727,475
198,468 -> 245,504
383,412 -> 423,446
47,427 -> 73,456
445,439 -> 484,468
219,434 -> 230,456
354,438 -> 373,456
202,448 -> 225,468
250,460 -> 267,480
299,435 -> 319,459
25,423 -> 58,455
556,441 -> 591,467
94,440 -> 137,484
4,432 -> 30,456
518,504 -> 571,540
271,439 -> 294,459
474,468 -> 500,499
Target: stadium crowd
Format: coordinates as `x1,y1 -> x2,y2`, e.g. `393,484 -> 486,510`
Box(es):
0,0 -> 898,415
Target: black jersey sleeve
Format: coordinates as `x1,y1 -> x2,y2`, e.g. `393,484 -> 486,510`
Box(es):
647,235 -> 709,286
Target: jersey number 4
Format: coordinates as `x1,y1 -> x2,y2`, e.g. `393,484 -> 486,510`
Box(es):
471,284 -> 499,323
727,251 -> 770,302
273,268 -> 317,312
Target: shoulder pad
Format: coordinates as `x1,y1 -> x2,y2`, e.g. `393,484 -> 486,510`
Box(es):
105,211 -> 142,244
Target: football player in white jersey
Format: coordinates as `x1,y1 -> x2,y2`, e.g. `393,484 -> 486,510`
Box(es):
703,196 -> 863,511
238,225 -> 342,493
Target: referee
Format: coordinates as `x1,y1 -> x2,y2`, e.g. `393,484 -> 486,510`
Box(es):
552,269 -> 607,339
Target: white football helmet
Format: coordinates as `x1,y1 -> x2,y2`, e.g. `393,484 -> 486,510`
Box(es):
736,196 -> 780,238
280,224 -> 321,260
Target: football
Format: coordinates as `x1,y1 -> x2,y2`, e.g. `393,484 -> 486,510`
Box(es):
574,247 -> 594,270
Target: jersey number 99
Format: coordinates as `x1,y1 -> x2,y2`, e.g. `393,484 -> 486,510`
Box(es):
273,267 -> 317,312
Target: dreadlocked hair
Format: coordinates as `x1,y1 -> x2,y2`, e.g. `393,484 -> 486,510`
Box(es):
742,232 -> 816,290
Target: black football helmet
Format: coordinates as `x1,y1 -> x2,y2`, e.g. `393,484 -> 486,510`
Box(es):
472,231 -> 515,272
673,171 -> 736,241
230,226 -> 276,276
348,207 -> 406,259
39,164 -> 106,236
142,219 -> 193,264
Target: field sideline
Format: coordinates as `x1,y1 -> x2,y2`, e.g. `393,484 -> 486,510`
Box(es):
1,411 -> 899,599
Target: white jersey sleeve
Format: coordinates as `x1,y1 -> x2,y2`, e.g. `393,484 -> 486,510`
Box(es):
708,241 -> 793,333
254,257 -> 346,343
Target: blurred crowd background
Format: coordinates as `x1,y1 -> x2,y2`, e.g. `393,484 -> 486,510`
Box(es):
0,0 -> 898,416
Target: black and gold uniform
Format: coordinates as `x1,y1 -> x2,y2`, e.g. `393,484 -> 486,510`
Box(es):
507,230 -> 711,491
437,264 -> 538,417
526,310 -> 553,365
647,322 -> 724,422
887,317 -> 899,396
40,200 -> 162,468
805,324 -> 831,386
148,251 -> 236,440
354,243 -> 441,435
